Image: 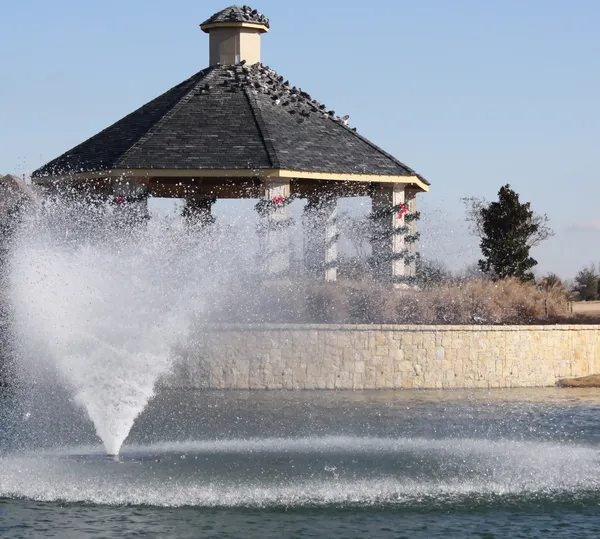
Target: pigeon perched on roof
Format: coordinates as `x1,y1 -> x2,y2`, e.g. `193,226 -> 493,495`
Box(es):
201,5 -> 270,28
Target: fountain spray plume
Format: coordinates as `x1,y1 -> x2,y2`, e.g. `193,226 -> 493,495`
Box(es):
6,189 -> 245,456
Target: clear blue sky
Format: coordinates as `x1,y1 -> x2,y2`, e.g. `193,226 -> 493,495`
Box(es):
1,0 -> 599,279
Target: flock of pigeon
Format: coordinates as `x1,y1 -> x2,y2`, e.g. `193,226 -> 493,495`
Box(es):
201,7 -> 354,129
197,62 -> 354,130
206,5 -> 270,28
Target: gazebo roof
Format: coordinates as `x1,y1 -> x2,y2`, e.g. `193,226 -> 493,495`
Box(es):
33,63 -> 428,188
201,5 -> 270,29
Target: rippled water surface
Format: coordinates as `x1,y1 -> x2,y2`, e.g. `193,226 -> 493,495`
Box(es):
3,388 -> 600,538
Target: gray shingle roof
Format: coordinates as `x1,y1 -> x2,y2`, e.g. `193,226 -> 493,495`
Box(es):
33,63 -> 426,182
201,5 -> 269,28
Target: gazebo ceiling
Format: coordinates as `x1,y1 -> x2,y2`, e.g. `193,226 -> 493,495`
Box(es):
32,8 -> 429,193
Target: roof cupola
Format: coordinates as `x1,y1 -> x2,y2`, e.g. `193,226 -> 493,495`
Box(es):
200,5 -> 269,66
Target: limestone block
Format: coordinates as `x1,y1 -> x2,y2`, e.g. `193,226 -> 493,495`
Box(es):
423,371 -> 436,385
353,372 -> 364,389
248,374 -> 266,389
336,372 -> 353,389
314,379 -> 329,391
323,374 -> 336,390
234,372 -> 250,389
422,333 -> 434,349
390,347 -> 404,360
375,345 -> 388,357
375,374 -> 393,389
291,367 -> 306,384
397,360 -> 413,373
443,372 -> 458,388
307,363 -> 320,377
438,360 -> 451,373
365,366 -> 377,382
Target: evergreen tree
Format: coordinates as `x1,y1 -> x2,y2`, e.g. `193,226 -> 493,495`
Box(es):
574,264 -> 599,301
476,184 -> 544,281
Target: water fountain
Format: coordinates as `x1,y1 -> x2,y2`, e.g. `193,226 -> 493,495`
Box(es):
5,197 -> 245,456
2,198 -> 600,538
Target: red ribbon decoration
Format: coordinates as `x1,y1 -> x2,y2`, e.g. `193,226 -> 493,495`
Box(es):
397,203 -> 408,219
272,196 -> 286,210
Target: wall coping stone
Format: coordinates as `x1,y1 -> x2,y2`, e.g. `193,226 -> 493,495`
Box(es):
197,323 -> 600,332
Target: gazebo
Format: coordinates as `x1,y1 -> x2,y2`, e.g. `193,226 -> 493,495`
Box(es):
32,5 -> 429,284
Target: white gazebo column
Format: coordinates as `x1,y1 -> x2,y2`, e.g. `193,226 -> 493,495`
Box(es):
112,179 -> 149,224
405,188 -> 418,277
370,183 -> 406,284
257,179 -> 292,278
303,195 -> 338,281
182,197 -> 216,226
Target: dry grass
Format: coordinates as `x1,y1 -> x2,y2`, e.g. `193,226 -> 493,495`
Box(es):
212,277 -> 574,325
572,301 -> 600,316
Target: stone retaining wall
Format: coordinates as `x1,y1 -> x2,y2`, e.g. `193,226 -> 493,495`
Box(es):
168,324 -> 600,390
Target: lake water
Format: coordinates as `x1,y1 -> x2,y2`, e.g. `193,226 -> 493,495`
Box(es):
2,388 -> 600,538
